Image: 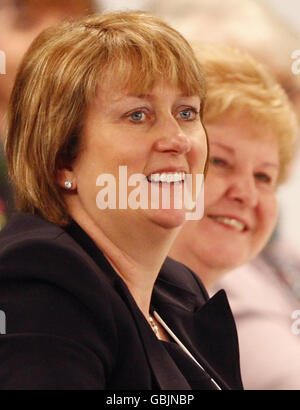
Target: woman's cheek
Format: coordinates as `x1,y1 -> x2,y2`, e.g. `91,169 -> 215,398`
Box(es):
261,193 -> 278,232
204,173 -> 225,207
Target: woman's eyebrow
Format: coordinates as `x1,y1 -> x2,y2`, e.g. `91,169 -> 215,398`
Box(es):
109,95 -> 148,105
211,142 -> 279,168
260,162 -> 279,168
135,93 -> 200,100
210,142 -> 234,153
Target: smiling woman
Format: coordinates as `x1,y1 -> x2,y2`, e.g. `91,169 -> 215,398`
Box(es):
61,80 -> 206,235
0,12 -> 242,390
169,44 -> 298,288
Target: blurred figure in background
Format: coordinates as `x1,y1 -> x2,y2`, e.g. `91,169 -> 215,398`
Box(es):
0,0 -> 98,221
169,44 -> 299,390
170,43 -> 298,285
151,0 -> 300,389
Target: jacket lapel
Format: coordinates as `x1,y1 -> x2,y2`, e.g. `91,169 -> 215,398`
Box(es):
114,278 -> 192,389
152,280 -> 243,390
192,290 -> 243,389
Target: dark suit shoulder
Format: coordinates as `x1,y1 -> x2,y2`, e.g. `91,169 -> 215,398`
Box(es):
0,213 -> 111,290
0,212 -> 118,325
0,213 -> 119,387
0,212 -> 63,243
160,257 -> 209,302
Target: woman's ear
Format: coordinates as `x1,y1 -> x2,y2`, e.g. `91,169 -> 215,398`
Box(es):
56,168 -> 77,191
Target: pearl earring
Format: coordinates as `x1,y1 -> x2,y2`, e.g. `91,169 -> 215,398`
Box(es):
64,181 -> 73,190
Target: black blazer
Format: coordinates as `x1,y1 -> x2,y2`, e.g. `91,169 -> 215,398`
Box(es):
0,213 -> 243,390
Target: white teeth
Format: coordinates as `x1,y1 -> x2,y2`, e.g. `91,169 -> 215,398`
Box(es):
148,172 -> 185,183
210,216 -> 245,231
150,173 -> 161,182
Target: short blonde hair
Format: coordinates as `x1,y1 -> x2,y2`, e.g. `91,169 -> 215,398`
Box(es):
6,11 -> 206,225
194,44 -> 298,184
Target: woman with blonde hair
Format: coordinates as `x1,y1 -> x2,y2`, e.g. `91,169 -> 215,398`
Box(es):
169,44 -> 298,389
0,12 -> 242,389
170,44 -> 298,287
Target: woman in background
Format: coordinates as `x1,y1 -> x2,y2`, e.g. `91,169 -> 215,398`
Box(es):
169,44 -> 298,388
170,44 -> 297,286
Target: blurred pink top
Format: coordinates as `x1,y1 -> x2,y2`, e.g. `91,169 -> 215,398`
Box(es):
212,254 -> 300,390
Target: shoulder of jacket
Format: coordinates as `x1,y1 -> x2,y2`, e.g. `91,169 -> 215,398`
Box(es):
160,257 -> 209,301
0,213 -> 119,313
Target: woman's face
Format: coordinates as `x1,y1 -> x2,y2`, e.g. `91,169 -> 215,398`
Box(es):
61,79 -> 207,232
172,115 -> 279,273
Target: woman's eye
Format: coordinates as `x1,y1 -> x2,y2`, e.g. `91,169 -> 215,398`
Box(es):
178,108 -> 198,121
129,111 -> 146,122
210,157 -> 228,167
255,172 -> 272,184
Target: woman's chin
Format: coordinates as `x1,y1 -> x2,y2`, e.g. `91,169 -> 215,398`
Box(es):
209,247 -> 250,272
146,208 -> 187,229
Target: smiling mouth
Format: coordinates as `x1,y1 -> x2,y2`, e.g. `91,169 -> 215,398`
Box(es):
147,172 -> 186,183
208,215 -> 247,232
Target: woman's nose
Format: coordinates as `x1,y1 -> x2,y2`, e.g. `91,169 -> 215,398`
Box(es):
227,173 -> 259,208
153,118 -> 192,155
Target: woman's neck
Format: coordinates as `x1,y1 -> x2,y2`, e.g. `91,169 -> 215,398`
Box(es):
68,203 -> 179,318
